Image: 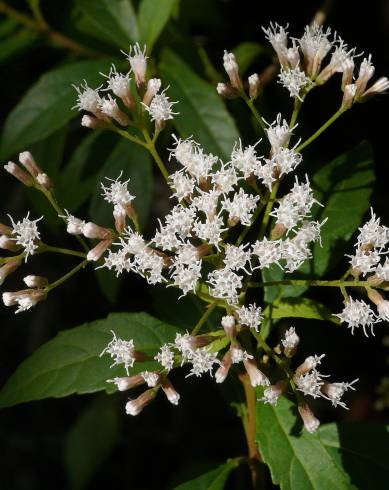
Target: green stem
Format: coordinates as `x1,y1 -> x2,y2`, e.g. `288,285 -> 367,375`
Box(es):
191,301 -> 218,335
113,127 -> 149,149
39,244 -> 86,258
289,98 -> 302,128
45,259 -> 88,292
296,108 -> 345,152
242,93 -> 266,133
257,182 -> 279,240
248,279 -> 370,288
235,201 -> 266,246
142,128 -> 170,182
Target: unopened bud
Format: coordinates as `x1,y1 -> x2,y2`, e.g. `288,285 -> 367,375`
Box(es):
216,82 -> 239,99
109,375 -> 145,392
271,222 -> 287,240
0,223 -> 13,236
248,73 -> 261,99
82,222 -> 113,240
125,388 -> 157,416
357,77 -> 389,102
243,358 -> 270,387
0,259 -> 21,286
215,350 -> 232,383
143,78 -> 161,106
113,205 -> 127,234
223,51 -> 243,90
36,173 -> 53,189
341,59 -> 355,90
23,275 -> 48,288
99,97 -> 130,127
161,377 -> 180,405
298,404 -> 320,433
221,315 -> 236,338
281,327 -> 300,358
87,238 -> 113,262
0,235 -> 20,252
19,151 -> 42,177
4,162 -> 34,186
2,288 -> 46,313
341,83 -> 356,110
81,114 -> 108,129
261,379 -> 288,405
295,354 -> 324,377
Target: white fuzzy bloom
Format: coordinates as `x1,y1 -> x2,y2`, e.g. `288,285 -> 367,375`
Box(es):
254,161 -> 276,190
170,261 -> 202,296
282,327 -> 300,354
208,268 -> 242,305
170,136 -> 198,166
169,171 -> 195,200
165,205 -> 196,238
144,89 -> 178,123
295,369 -> 327,398
222,188 -> 259,226
133,249 -> 165,285
192,190 -> 220,220
193,216 -> 226,249
377,300 -> 389,322
270,147 -> 302,177
141,371 -> 160,387
281,238 -> 312,273
298,23 -> 333,77
278,65 -> 310,100
251,238 -> 283,269
9,213 -> 42,259
174,332 -> 196,360
294,220 -> 325,246
223,244 -> 251,272
100,331 -> 136,375
265,113 -> 295,153
212,164 -> 239,194
187,347 -> 220,377
103,248 -> 132,276
262,22 -> 290,68
101,65 -> 131,98
348,247 -> 381,276
260,382 -> 285,406
334,297 -> 377,336
154,344 -> 175,371
2,289 -> 45,314
121,229 -> 147,254
237,304 -> 263,331
230,139 -> 262,178
244,358 -> 270,387
322,379 -> 358,409
101,174 -> 135,207
153,224 -> 182,251
125,43 -> 148,86
98,95 -> 129,126
73,80 -> 102,113
60,211 -> 86,235
357,209 -> 389,249
230,345 -> 253,364
376,258 -> 389,282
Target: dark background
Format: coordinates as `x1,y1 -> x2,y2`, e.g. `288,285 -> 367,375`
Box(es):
1,0 -> 389,489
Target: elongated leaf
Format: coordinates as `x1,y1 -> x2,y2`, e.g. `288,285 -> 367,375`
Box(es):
0,312 -> 181,408
0,59 -> 115,159
159,49 -> 239,160
264,297 -> 338,324
173,460 -> 238,490
76,0 -> 138,48
256,396 -> 389,490
138,0 -> 178,51
65,396 -> 119,490
89,137 -> 153,228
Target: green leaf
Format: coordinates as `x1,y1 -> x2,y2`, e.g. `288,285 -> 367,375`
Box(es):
65,396 -> 119,490
0,28 -> 38,64
232,41 -> 270,74
159,49 -> 239,160
173,460 -> 238,490
138,0 -> 178,51
264,297 -> 338,324
0,312 -> 182,408
76,0 -> 139,48
89,137 -> 153,228
256,396 -> 389,490
0,59 -> 115,159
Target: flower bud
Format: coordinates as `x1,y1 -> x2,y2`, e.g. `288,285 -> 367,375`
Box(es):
260,379 -> 288,405
109,375 -> 145,391
19,151 -> 42,177
341,83 -> 356,110
0,235 -> 20,252
2,288 -> 46,313
81,115 -> 108,129
87,238 -> 113,262
216,82 -> 238,99
127,43 -> 148,87
243,358 -> 270,387
23,275 -> 48,288
0,223 -> 13,236
82,222 -> 113,240
215,350 -> 232,383
358,77 -> 389,102
143,78 -> 161,106
4,162 -> 34,186
295,354 -> 324,377
223,51 -> 243,90
36,173 -> 53,189
248,73 -> 261,99
125,388 -> 157,416
298,404 -> 320,433
99,97 -> 130,127
221,315 -> 236,338
281,327 -> 300,358
161,377 -> 180,405
113,205 -> 127,234
0,259 -> 21,286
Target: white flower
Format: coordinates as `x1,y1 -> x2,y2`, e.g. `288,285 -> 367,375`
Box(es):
334,297 -> 377,336
101,65 -> 131,99
208,268 -> 243,305
251,238 -> 283,269
2,289 -> 45,314
154,344 -> 175,371
101,173 -> 135,207
321,379 -> 358,409
281,238 -> 311,273
61,211 -> 86,235
264,113 -> 295,153
141,371 -> 160,387
295,369 -> 326,398
170,261 -> 202,296
9,212 -> 42,259
222,188 -> 259,226
73,80 -> 102,113
298,23 -> 333,77
278,65 -> 311,100
376,258 -> 389,281
230,345 -> 253,364
187,347 -> 220,377
102,248 -> 132,276
237,304 -> 263,331
143,88 -> 178,123
193,216 -> 226,249
254,161 -> 276,190
98,95 -> 129,126
223,244 -> 251,272
125,43 -> 148,86
377,300 -> 389,322
192,190 -> 220,220
269,147 -> 302,177
165,205 -> 196,238
357,208 -> 389,249
212,163 -> 239,194
348,247 -> 381,276
230,139 -> 262,178
121,229 -> 147,254
282,327 -> 300,354
294,220 -> 325,246
133,249 -> 165,284
262,23 -> 290,68
169,171 -> 195,200
260,384 -> 284,406
100,331 -> 136,375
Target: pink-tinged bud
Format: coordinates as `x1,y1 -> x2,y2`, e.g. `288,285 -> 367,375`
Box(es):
109,375 -> 145,391
216,82 -> 239,99
354,56 -> 375,97
367,287 -> 384,306
295,354 -> 324,377
223,51 -> 243,90
341,83 -> 356,110
0,223 -> 13,236
358,77 -> 389,101
113,205 -> 127,234
125,388 -> 157,416
298,404 -> 320,433
221,315 -> 236,338
18,151 -> 42,177
81,114 -> 108,129
82,222 -> 113,240
127,43 -> 148,87
215,350 -> 232,383
248,74 -> 261,99
0,259 -> 21,286
36,173 -> 53,189
4,162 -> 34,186
2,288 -> 46,313
271,222 -> 287,240
261,379 -> 288,405
143,78 -> 161,106
341,58 -> 355,90
23,275 -> 48,288
99,97 -> 130,127
243,358 -> 270,387
87,238 -> 113,262
161,377 -> 180,405
281,327 -> 300,358
0,235 -> 21,252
